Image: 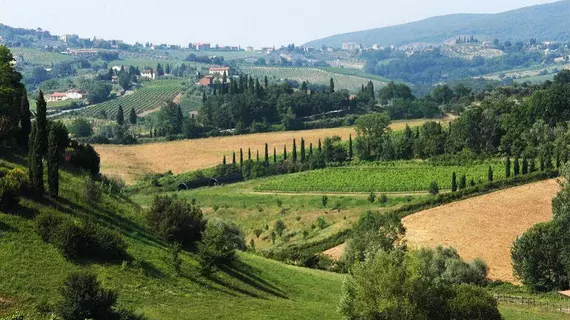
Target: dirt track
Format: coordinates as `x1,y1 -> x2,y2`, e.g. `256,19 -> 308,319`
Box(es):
324,179 -> 561,283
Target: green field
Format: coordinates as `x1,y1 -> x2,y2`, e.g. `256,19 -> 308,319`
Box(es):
254,161 -> 506,193
9,47 -> 75,66
320,67 -> 395,83
240,66 -> 387,92
80,79 -> 183,118
30,98 -> 82,111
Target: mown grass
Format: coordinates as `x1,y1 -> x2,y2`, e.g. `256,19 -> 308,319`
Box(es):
0,159 -> 344,319
500,306 -> 570,320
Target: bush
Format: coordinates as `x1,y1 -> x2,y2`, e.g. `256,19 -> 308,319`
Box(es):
36,213 -> 127,262
67,118 -> 93,138
449,284 -> 502,320
65,141 -> 100,175
57,271 -> 117,320
274,219 -> 287,237
146,195 -> 204,246
84,175 -> 102,203
198,219 -> 245,273
429,181 -> 440,195
0,168 -> 27,210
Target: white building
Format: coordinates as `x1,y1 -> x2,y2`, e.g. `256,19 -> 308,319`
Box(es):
46,93 -> 68,103
209,67 -> 230,77
65,89 -> 86,100
342,42 -> 361,51
140,69 -> 156,80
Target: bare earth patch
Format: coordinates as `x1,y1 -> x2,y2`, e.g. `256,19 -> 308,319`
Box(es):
94,119 -> 437,184
403,179 -> 560,282
323,179 -> 560,283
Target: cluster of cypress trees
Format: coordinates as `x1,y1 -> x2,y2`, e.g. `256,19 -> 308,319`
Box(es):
28,91 -> 69,198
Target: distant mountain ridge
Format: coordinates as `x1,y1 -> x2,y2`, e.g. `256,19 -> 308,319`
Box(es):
305,0 -> 570,48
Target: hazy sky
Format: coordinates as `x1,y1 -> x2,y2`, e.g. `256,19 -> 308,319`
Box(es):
0,0 -> 560,47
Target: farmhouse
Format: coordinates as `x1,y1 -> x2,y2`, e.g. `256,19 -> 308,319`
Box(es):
140,69 -> 156,80
194,43 -> 211,51
65,48 -> 98,56
195,75 -> 214,87
209,67 -> 230,77
65,89 -> 86,99
46,92 -> 68,102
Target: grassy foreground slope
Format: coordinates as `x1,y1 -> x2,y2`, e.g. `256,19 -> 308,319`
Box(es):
0,159 -> 343,319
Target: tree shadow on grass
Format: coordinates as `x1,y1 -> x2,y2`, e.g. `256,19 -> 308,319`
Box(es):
219,262 -> 288,299
180,272 -> 240,298
0,221 -> 17,233
2,202 -> 38,220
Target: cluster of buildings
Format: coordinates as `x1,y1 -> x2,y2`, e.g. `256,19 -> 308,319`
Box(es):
46,89 -> 86,103
195,67 -> 230,87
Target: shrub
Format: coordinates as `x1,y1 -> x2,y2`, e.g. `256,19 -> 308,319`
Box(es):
274,220 -> 287,237
170,242 -> 182,275
449,284 -> 502,320
67,118 -> 93,138
84,175 -> 101,203
57,271 -> 117,320
0,168 -> 27,210
429,181 -> 440,195
317,216 -> 328,229
198,219 -> 245,273
321,195 -> 328,208
367,192 -> 376,203
65,141 -> 100,175
35,211 -> 64,242
379,194 -> 388,204
146,195 -> 204,246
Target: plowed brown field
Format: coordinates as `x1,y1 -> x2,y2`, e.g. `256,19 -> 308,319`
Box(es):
324,179 -> 561,283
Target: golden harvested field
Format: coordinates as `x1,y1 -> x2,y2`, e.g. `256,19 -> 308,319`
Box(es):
324,179 -> 560,283
404,179 -> 560,282
94,119 -> 436,184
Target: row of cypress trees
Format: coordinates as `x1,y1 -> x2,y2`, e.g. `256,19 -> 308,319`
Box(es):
222,134 -> 355,167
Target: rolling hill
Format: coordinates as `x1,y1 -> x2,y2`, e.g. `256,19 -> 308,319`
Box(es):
305,0 -> 570,48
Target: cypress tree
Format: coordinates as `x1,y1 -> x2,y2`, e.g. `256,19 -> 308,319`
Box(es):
309,143 -> 313,156
28,123 -> 43,194
451,172 -> 457,192
487,166 -> 493,182
116,105 -> 125,125
248,148 -> 252,160
540,155 -> 545,172
459,175 -> 467,190
318,139 -> 322,153
505,157 -> 511,178
47,127 -> 60,198
329,78 -> 335,93
522,158 -> 529,175
256,150 -> 259,162
264,76 -> 269,88
19,92 -> 31,150
556,152 -> 561,168
283,145 -> 287,161
274,147 -> 277,163
202,91 -> 207,103
530,159 -> 536,173
36,91 -> 48,155
514,157 -> 520,176
223,155 -> 226,165
240,148 -> 244,167
265,143 -> 269,165
129,107 -> 137,124
292,139 -> 297,162
232,152 -> 236,165
300,138 -> 305,162
348,134 -> 353,160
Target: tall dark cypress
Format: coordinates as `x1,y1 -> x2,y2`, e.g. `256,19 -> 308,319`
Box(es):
522,158 -> 529,175
47,127 -> 60,198
487,166 -> 493,182
348,134 -> 353,160
329,78 -> 335,93
240,148 -> 244,167
283,145 -> 287,161
129,107 -> 137,124
223,155 -> 226,165
309,143 -> 313,156
20,92 -> 31,150
300,138 -> 305,162
248,148 -> 252,160
318,139 -> 322,153
514,157 -> 520,176
274,147 -> 277,163
35,91 -> 48,155
292,139 -> 297,162
116,105 -> 125,125
264,143 -> 269,165
451,172 -> 457,192
264,76 -> 269,88
256,150 -> 259,162
232,152 -> 236,165
505,157 -> 511,178
28,123 -> 43,194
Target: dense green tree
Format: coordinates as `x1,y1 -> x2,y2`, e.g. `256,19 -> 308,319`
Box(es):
300,138 -> 305,162
47,127 -> 60,197
239,148 -> 243,167
28,92 -> 48,194
292,139 -> 297,162
451,172 -> 458,192
505,157 -> 511,178
129,108 -> 137,124
348,134 -> 353,160
354,113 -> 391,160
116,105 -> 124,125
487,166 -> 493,182
429,181 -> 439,195
514,157 -> 520,176
0,46 -> 24,142
329,78 -> 335,93
459,175 -> 467,190
19,91 -> 31,149
264,143 -> 269,165
522,157 -> 529,174
197,219 -> 245,274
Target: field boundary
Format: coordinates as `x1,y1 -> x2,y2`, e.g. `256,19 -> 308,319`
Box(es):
494,294 -> 570,314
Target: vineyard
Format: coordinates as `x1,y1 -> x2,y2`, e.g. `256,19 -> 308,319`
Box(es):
81,79 -> 183,118
254,162 -> 506,193
239,66 -> 387,92
9,47 -> 75,66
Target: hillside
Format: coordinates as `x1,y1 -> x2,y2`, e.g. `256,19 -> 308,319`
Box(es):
0,158 -> 345,319
305,0 -> 570,48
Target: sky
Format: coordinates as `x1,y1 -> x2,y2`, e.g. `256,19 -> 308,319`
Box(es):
0,0 -> 560,48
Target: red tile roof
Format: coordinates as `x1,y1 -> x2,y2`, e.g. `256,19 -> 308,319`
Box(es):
209,67 -> 229,71
196,76 -> 213,86
49,92 -> 67,97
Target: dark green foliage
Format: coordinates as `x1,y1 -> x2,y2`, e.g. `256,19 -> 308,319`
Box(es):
19,92 -> 31,149
348,134 -> 353,160
84,175 -> 101,203
35,211 -> 64,242
274,220 -> 286,237
147,195 -> 204,246
292,139 -> 297,162
318,139 -> 322,153
529,159 -> 536,173
170,242 -> 182,275
57,271 -> 117,320
0,167 -> 26,210
264,143 -> 269,165
321,195 -> 328,208
300,138 -> 305,162
197,219 -> 245,274
28,122 -> 44,194
505,157 -> 511,178
514,157 -> 520,176
459,175 -> 467,190
283,145 -> 287,161
65,141 -> 101,175
487,166 -> 493,182
367,192 -> 376,203
273,147 -> 277,163
239,148 -> 243,167
451,172 -> 457,192
379,194 -> 388,204
129,108 -> 137,125
47,127 -> 60,197
522,158 -> 529,175
116,105 -> 124,125
429,181 -> 439,195
448,284 -> 503,320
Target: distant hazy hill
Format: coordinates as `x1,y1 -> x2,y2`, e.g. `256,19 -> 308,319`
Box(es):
305,0 -> 570,48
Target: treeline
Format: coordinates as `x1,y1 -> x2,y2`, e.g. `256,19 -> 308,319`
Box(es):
200,75 -> 375,132
366,47 -> 544,84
